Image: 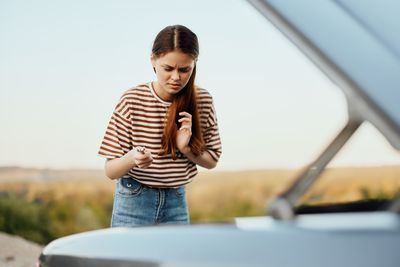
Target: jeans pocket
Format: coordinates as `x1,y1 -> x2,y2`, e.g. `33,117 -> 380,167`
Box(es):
117,177 -> 144,197
174,185 -> 186,197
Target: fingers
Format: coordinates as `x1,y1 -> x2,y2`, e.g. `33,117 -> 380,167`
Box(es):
134,147 -> 149,159
179,125 -> 192,131
136,146 -> 146,154
178,112 -> 192,124
179,111 -> 192,118
135,157 -> 152,168
133,146 -> 153,168
178,117 -> 191,123
178,112 -> 192,131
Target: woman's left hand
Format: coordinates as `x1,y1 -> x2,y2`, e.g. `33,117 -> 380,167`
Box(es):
176,111 -> 192,154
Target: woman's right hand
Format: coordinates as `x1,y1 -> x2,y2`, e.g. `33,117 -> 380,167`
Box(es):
129,147 -> 153,169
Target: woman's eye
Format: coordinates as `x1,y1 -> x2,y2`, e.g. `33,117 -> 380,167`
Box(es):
179,69 -> 190,73
164,68 -> 173,72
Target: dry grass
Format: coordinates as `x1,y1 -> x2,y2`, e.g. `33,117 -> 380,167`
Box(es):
186,165 -> 400,221
1,166 -> 400,223
186,169 -> 296,221
300,166 -> 400,204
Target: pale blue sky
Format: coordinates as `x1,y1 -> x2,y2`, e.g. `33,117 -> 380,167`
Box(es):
1,0 -> 399,170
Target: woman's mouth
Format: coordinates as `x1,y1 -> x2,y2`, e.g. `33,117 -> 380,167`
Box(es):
169,83 -> 181,88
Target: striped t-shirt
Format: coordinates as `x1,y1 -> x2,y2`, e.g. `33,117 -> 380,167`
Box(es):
98,82 -> 222,187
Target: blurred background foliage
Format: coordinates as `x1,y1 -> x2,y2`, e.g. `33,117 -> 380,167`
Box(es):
1,166 -> 400,245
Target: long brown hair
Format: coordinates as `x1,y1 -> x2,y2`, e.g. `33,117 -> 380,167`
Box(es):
152,25 -> 204,159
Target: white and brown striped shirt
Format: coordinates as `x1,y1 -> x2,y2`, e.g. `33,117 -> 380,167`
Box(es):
98,82 -> 222,187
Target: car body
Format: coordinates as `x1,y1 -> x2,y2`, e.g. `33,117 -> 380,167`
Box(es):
38,212 -> 400,267
38,0 -> 400,266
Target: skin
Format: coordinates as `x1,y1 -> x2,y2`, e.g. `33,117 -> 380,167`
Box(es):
104,50 -> 216,180
151,50 -> 195,102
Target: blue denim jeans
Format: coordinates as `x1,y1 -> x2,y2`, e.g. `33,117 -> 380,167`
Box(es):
111,177 -> 189,227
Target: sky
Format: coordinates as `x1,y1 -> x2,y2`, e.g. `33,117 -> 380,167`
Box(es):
1,0 -> 399,171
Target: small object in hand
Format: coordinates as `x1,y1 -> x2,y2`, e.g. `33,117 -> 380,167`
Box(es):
136,146 -> 146,154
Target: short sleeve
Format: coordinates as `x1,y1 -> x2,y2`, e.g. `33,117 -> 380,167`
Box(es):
98,94 -> 132,159
203,100 -> 222,162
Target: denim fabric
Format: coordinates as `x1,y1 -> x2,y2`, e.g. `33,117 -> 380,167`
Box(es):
111,177 -> 189,227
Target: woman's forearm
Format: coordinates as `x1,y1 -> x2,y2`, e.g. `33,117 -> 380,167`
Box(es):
104,153 -> 136,180
106,146 -> 217,179
183,149 -> 217,169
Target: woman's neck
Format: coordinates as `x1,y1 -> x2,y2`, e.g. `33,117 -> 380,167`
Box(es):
152,82 -> 173,102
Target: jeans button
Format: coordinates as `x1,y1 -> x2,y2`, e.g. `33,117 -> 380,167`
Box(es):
127,183 -> 132,188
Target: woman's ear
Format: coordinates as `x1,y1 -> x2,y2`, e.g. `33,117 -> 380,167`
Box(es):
150,55 -> 156,73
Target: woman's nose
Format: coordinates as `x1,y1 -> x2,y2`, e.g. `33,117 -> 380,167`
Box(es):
171,70 -> 180,81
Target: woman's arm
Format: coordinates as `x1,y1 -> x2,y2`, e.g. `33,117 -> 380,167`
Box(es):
181,148 -> 217,169
176,111 -> 218,169
105,148 -> 153,179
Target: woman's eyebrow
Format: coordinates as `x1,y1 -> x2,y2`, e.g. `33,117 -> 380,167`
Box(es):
162,64 -> 191,69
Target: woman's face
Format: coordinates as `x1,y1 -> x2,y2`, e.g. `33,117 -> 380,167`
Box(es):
151,50 -> 195,101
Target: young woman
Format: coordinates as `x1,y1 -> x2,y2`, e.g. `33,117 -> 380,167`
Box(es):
98,25 -> 222,227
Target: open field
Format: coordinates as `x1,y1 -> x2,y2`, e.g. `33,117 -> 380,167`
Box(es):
1,166 -> 399,244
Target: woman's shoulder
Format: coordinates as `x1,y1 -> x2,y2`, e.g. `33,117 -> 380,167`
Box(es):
196,86 -> 214,101
120,83 -> 152,99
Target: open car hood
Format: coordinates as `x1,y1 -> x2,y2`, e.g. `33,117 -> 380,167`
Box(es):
246,0 -> 400,219
248,0 -> 400,149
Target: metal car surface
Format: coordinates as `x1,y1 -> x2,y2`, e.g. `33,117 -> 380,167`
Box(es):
38,0 -> 400,266
38,213 -> 400,267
